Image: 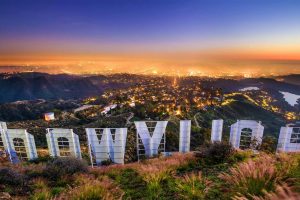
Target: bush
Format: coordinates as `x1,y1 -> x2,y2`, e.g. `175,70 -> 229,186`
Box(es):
100,159 -> 112,166
29,155 -> 52,164
0,167 -> 26,186
195,142 -> 235,164
30,191 -> 52,200
259,136 -> 277,153
228,150 -> 253,163
44,157 -> 88,180
219,154 -> 293,199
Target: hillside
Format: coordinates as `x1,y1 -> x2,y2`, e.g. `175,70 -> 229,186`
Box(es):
277,74 -> 300,86
1,92 -> 288,160
0,73 -> 103,103
193,94 -> 286,137
1,148 -> 299,200
0,73 -> 298,161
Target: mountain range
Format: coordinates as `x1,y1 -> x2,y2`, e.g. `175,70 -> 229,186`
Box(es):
0,73 -> 299,104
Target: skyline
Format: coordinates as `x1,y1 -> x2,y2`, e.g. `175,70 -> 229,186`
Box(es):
0,0 -> 300,75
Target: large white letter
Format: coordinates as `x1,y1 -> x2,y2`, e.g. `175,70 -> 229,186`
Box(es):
86,128 -> 127,165
277,125 -> 300,152
211,119 -> 223,142
230,120 -> 264,149
46,128 -> 81,158
135,121 -> 168,159
0,125 -> 38,163
179,120 -> 191,153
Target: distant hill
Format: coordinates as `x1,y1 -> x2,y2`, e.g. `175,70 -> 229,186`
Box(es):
276,74 -> 300,86
202,77 -> 300,95
195,94 -> 286,137
0,99 -> 80,121
0,73 -> 103,103
0,72 -> 299,103
239,78 -> 300,95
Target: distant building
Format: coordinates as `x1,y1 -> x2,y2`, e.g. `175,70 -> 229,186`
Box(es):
44,112 -> 55,121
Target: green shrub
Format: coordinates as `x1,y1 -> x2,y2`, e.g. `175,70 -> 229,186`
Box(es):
228,150 -> 253,163
29,155 -> 52,164
0,167 -> 26,186
259,136 -> 277,153
109,168 -> 147,200
69,184 -> 108,200
51,187 -> 64,196
44,157 -> 88,180
195,142 -> 235,164
100,159 -> 112,166
30,190 -> 52,200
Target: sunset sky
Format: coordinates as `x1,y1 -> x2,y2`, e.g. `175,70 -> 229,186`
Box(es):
0,0 -> 300,75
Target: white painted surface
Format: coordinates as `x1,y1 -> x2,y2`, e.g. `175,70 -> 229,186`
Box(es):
86,128 -> 127,165
135,121 -> 167,158
1,128 -> 38,162
230,120 -> 264,149
46,128 -> 82,158
101,104 -> 117,114
211,119 -> 223,142
280,91 -> 300,106
277,126 -> 300,152
74,105 -> 94,112
239,87 -> 259,91
179,120 -> 191,153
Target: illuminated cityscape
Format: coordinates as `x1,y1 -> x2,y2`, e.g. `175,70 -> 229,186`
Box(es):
0,0 -> 300,199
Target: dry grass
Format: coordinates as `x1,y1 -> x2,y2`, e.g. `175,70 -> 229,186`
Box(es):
58,174 -> 124,200
90,152 -> 195,178
132,153 -> 196,199
219,153 -> 299,199
30,177 -> 52,200
1,151 -> 299,200
175,172 -> 213,200
234,184 -> 300,200
136,153 -> 195,183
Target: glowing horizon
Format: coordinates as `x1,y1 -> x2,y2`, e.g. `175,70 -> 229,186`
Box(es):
0,0 -> 300,75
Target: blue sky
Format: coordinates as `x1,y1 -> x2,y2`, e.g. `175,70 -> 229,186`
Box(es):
0,0 -> 300,74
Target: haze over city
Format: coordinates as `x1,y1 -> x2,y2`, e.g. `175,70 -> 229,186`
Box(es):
1,0 -> 300,76
1,1 -> 300,199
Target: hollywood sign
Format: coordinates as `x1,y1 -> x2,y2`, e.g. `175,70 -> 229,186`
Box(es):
0,120 -> 299,165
